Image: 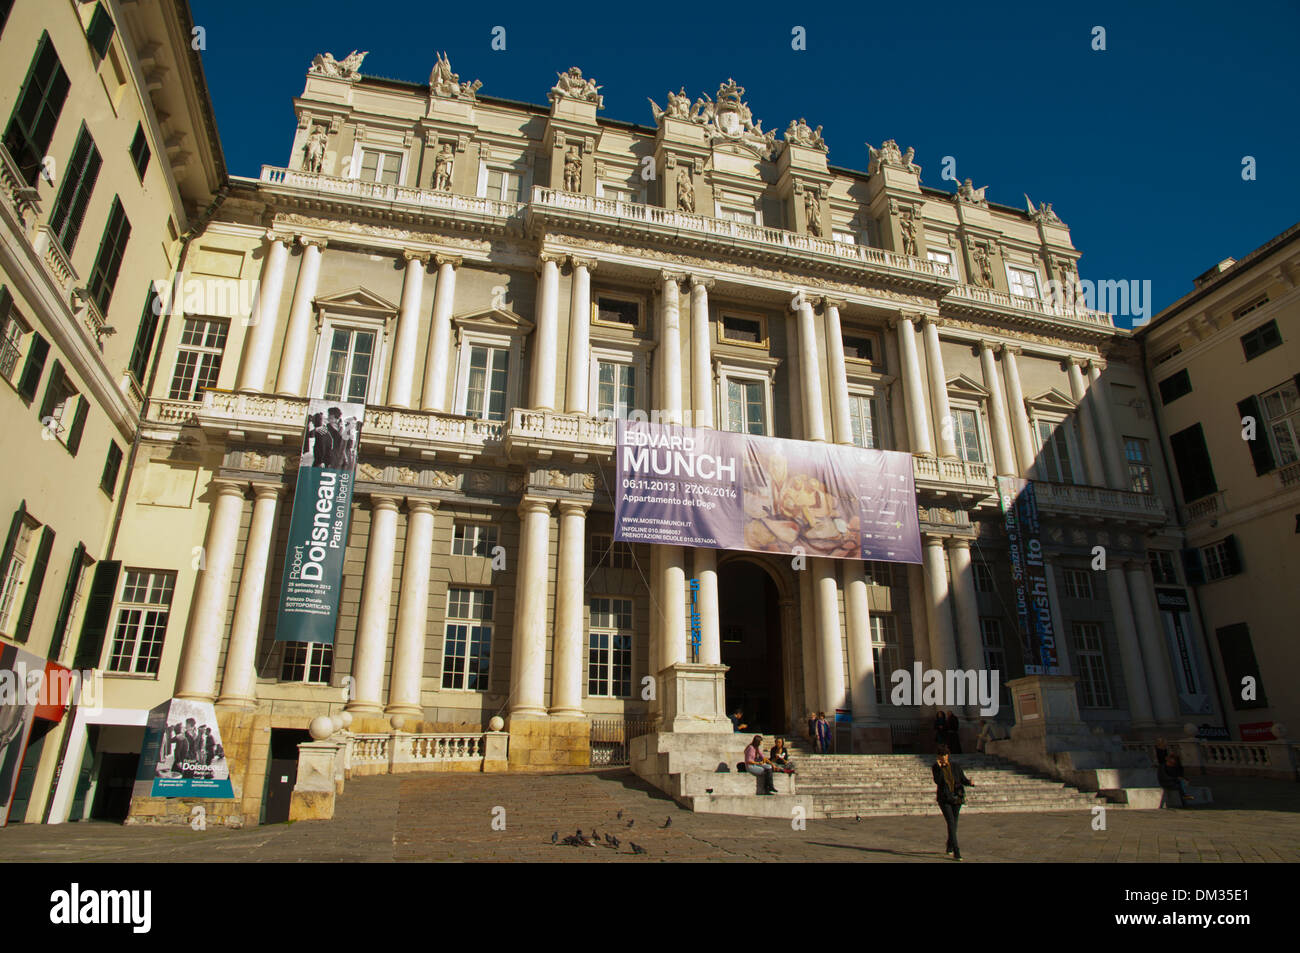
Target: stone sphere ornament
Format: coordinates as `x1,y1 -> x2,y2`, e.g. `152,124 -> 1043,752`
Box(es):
338,711 -> 353,729
489,716 -> 505,732
309,715 -> 335,740
331,714 -> 345,732
390,714 -> 407,732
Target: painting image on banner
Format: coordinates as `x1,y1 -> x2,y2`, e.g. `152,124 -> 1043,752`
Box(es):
0,644 -> 43,826
134,698 -> 234,798
614,421 -> 920,563
274,398 -> 364,644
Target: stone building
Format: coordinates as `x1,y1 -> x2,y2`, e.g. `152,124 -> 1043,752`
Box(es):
4,40 -> 1225,824
1139,225 -> 1299,743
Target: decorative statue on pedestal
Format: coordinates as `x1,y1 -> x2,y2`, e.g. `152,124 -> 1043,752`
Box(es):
309,50 -> 368,79
550,67 -> 603,108
563,146 -> 583,192
429,52 -> 482,100
900,211 -> 918,256
784,117 -> 827,151
676,168 -> 695,213
302,126 -> 327,173
804,190 -> 823,236
953,178 -> 989,207
433,144 -> 454,191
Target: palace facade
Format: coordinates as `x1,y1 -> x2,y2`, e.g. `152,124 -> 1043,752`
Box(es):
3,14 -> 1236,825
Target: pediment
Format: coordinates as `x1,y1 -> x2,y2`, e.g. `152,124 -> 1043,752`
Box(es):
1025,387 -> 1078,412
946,373 -> 989,398
314,287 -> 399,319
452,306 -> 535,335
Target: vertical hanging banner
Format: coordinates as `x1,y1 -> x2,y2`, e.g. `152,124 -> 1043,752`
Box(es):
996,476 -> 1060,674
0,644 -> 43,826
614,421 -> 921,564
274,399 -> 365,644
133,698 -> 234,798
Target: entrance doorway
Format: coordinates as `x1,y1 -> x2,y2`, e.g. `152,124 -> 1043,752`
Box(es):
718,560 -> 784,735
264,729 -> 312,824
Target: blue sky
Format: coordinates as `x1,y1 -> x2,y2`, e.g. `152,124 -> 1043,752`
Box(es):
191,0 -> 1298,326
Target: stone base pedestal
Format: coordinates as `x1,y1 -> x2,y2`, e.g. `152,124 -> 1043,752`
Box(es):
659,662 -> 733,734
506,715 -> 591,770
851,721 -> 892,753
1006,675 -> 1094,752
288,738 -> 344,821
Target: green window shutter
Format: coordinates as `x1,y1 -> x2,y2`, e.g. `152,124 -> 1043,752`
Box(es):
48,541 -> 86,660
72,559 -> 119,669
39,359 -> 63,421
49,125 -> 101,255
2,33 -> 71,186
1180,547 -> 1204,587
16,333 -> 48,402
13,525 -> 54,643
127,285 -> 160,383
1222,534 -> 1243,576
66,398 -> 88,456
1235,395 -> 1275,475
0,500 -> 26,583
86,4 -> 115,59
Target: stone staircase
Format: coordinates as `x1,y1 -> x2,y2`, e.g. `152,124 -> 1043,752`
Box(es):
759,737 -> 1107,818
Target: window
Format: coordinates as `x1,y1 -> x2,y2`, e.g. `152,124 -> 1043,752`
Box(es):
0,292 -> 29,382
106,569 -> 175,675
1006,266 -> 1040,299
1158,369 -> 1192,405
452,522 -> 498,557
591,533 -> 635,570
3,33 -> 70,186
719,313 -> 766,347
848,393 -> 879,449
1169,423 -> 1218,503
864,561 -> 892,587
1062,569 -> 1094,600
358,149 -> 402,185
725,378 -> 766,435
952,408 -> 984,463
15,331 -> 48,403
980,618 -> 1006,681
1240,320 -> 1282,361
1233,296 -> 1268,320
127,284 -> 162,384
593,294 -> 639,328
168,317 -> 228,401
588,597 -> 633,697
1149,549 -> 1178,585
128,122 -> 150,180
1260,379 -> 1299,466
596,360 -> 636,419
927,249 -> 953,267
1073,623 -> 1112,708
87,197 -> 131,314
1201,536 -> 1242,581
1034,418 -> 1076,484
973,560 -> 994,594
39,361 -> 88,454
280,642 -> 333,683
870,615 -> 900,705
101,442 -> 122,497
323,327 -> 377,403
85,3 -> 115,59
441,587 -> 493,691
598,182 -> 639,204
832,229 -> 857,245
49,543 -> 91,662
48,124 -> 101,255
1151,344 -> 1182,367
482,167 -> 522,202
0,519 -> 34,634
717,202 -> 758,224
1124,437 -> 1154,493
463,345 -> 509,421
842,334 -> 875,363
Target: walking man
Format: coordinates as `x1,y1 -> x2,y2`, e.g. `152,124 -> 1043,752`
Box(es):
932,743 -> 974,861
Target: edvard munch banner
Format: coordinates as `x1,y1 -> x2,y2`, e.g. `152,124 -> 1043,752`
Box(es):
274,398 -> 365,644
615,421 -> 922,564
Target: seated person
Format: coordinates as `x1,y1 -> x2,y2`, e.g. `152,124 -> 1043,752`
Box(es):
729,709 -> 747,733
1156,751 -> 1194,804
744,735 -> 778,794
769,737 -> 795,774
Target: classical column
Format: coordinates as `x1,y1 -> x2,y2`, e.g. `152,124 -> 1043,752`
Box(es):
550,500 -> 587,716
842,561 -> 879,725
786,314 -> 805,439
217,484 -> 282,708
694,548 -> 720,665
530,253 -> 563,410
946,539 -> 984,677
823,297 -> 853,445
1041,560 -> 1073,676
1088,360 -> 1128,490
509,496 -> 553,717
922,536 -> 960,673
1104,567 -> 1155,727
386,499 -> 437,717
689,276 -> 714,428
979,340 -> 1016,477
420,255 -> 460,412
813,558 -> 846,714
564,257 -> 595,415
893,312 -> 932,454
659,547 -> 688,668
1000,345 -> 1035,476
236,232 -> 291,393
275,236 -> 326,397
1066,357 -> 1106,486
175,481 -> 245,701
922,316 -> 957,458
657,271 -> 685,422
1127,560 -> 1179,725
794,293 -> 827,442
347,495 -> 401,715
799,569 -> 820,717
386,250 -> 429,408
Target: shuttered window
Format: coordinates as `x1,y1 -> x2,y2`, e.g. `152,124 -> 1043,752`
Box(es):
48,124 -> 101,255
2,33 -> 70,186
87,197 -> 131,314
1168,423 -> 1217,503
129,123 -> 150,179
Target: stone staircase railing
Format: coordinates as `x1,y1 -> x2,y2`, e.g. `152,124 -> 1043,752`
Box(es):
346,731 -> 507,777
1124,739 -> 1299,780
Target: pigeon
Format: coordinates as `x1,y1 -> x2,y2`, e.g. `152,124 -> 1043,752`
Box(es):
627,819 -> 634,828
630,842 -> 647,855
551,831 -> 558,844
561,834 -> 584,846
591,828 -> 599,842
662,818 -> 672,829
616,810 -> 624,820
855,815 -> 861,822
610,835 -> 620,849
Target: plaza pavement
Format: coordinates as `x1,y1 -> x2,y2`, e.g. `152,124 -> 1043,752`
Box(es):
3,770 -> 1298,862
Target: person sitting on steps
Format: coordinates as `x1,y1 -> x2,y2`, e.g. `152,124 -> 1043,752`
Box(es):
744,735 -> 778,795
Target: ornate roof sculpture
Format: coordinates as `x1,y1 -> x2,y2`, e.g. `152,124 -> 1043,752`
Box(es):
309,50 -> 367,79
784,118 -> 827,151
1025,194 -> 1064,225
550,67 -> 603,108
952,177 -> 989,207
866,139 -> 920,176
648,87 -> 693,124
661,79 -> 777,159
429,52 -> 482,100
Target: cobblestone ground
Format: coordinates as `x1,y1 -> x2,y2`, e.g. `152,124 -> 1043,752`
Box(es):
4,771 -> 1299,862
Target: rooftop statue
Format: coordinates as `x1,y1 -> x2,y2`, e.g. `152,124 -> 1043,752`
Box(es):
953,178 -> 989,207
1025,194 -> 1064,225
309,50 -> 368,79
784,117 -> 827,151
429,52 -> 482,100
550,67 -> 603,108
866,139 -> 919,176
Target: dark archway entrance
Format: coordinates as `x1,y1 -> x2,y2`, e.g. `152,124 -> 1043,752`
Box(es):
718,561 -> 784,735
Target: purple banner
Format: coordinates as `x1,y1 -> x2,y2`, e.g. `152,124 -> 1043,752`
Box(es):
614,421 -> 921,563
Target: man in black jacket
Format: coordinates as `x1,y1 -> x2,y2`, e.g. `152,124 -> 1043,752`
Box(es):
932,743 -> 974,861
